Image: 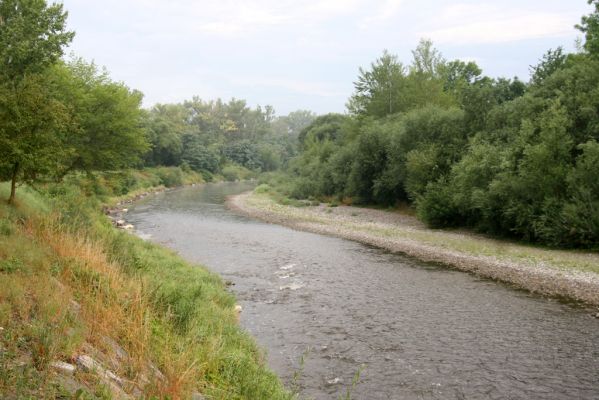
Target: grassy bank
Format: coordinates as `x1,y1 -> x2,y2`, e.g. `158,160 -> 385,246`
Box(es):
0,169 -> 291,399
229,186 -> 599,307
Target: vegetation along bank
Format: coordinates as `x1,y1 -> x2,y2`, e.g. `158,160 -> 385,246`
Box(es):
0,170 -> 293,399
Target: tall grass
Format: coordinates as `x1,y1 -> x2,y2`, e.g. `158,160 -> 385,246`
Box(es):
0,175 -> 292,399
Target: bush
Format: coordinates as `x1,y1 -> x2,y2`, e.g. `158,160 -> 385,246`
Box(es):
416,180 -> 461,228
155,167 -> 184,187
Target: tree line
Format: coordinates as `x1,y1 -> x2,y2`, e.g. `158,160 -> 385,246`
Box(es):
0,0 -> 315,203
284,1 -> 599,248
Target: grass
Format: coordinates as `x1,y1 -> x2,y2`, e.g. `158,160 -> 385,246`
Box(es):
0,170 -> 292,399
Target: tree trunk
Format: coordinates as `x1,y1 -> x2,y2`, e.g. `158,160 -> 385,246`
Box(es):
8,161 -> 19,205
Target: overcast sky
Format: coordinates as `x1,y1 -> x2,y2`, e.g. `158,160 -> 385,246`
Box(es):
61,0 -> 591,115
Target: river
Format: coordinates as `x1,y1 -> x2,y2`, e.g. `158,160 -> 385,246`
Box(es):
126,182 -> 599,400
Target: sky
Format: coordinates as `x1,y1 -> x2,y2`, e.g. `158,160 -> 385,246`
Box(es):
61,0 -> 592,115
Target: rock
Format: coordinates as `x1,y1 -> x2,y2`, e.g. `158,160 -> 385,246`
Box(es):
50,361 -> 76,375
116,220 -> 126,227
102,336 -> 129,362
121,208 -> 128,213
69,300 -> 81,314
234,304 -> 243,313
76,355 -> 123,387
147,362 -> 166,382
326,377 -> 343,386
123,224 -> 134,230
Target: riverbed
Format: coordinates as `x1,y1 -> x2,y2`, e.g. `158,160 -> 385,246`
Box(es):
126,182 -> 599,400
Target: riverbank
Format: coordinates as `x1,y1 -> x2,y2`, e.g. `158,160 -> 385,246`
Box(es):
0,172 -> 291,399
228,190 -> 599,307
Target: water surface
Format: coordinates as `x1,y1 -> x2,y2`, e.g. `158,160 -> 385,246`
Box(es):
127,183 -> 599,400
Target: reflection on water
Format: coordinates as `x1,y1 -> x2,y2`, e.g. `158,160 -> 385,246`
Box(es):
127,183 -> 599,400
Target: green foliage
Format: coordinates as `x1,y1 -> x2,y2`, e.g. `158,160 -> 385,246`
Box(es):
181,134 -> 220,173
280,27 -> 599,248
54,58 -> 149,172
0,70 -> 72,186
221,164 -> 254,181
0,0 -> 74,82
347,50 -> 407,117
577,0 -> 599,57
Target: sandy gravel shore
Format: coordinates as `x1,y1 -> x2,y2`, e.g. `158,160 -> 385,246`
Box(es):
228,191 -> 599,307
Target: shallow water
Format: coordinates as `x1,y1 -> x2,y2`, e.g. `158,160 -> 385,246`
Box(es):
127,182 -> 599,400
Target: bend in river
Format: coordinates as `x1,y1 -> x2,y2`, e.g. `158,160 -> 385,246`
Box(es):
127,182 -> 599,400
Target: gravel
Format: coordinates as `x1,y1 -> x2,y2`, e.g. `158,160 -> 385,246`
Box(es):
227,192 -> 599,306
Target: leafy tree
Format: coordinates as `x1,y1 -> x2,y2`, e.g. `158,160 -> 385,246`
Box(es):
0,0 -> 74,82
410,39 -> 445,77
0,71 -> 72,202
440,59 -> 482,92
145,103 -> 189,166
181,134 -> 220,173
0,0 -> 74,203
298,113 -> 349,146
347,50 -> 407,117
577,0 -> 599,57
55,59 -> 148,172
271,110 -> 316,137
529,47 -> 567,86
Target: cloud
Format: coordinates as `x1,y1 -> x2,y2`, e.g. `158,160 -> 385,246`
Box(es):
193,0 -> 366,37
229,75 -> 346,98
359,0 -> 403,29
423,4 -> 578,45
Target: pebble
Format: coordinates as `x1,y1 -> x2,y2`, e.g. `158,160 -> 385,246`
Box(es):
326,377 -> 343,386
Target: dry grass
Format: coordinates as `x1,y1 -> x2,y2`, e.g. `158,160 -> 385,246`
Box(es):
0,182 -> 291,400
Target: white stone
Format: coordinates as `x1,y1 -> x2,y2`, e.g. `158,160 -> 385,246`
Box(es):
51,361 -> 76,375
76,355 -> 123,386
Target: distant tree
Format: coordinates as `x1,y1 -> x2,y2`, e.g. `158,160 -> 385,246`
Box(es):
529,47 -> 567,86
271,110 -> 316,137
145,103 -> 189,166
410,39 -> 445,77
0,0 -> 74,203
347,50 -> 407,117
440,60 -> 482,92
298,114 -> 349,146
181,134 -> 220,173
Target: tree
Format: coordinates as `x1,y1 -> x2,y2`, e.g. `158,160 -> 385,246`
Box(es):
577,0 -> 599,57
410,39 -> 445,77
144,103 -> 189,166
0,0 -> 74,203
0,0 -> 74,82
0,72 -> 72,203
529,47 -> 567,86
347,50 -> 407,117
54,59 -> 148,173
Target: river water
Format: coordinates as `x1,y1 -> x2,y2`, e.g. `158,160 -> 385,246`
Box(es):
127,182 -> 599,400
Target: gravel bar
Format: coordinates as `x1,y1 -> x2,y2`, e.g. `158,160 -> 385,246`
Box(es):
227,192 -> 599,307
